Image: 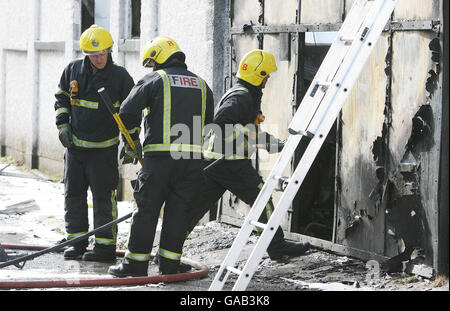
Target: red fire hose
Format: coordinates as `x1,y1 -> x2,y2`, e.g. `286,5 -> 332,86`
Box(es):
0,244 -> 209,289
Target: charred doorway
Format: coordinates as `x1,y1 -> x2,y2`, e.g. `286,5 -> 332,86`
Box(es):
219,0 -> 342,243
290,43 -> 336,241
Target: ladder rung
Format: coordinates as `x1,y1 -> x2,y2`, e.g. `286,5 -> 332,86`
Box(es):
287,128 -> 314,138
249,220 -> 267,230
340,36 -> 354,43
226,266 -> 243,275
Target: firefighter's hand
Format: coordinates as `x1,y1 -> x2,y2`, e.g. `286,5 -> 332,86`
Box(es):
265,138 -> 285,154
57,123 -> 72,148
120,139 -> 142,164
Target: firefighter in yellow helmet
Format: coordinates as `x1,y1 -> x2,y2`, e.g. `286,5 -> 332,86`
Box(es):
54,25 -> 134,262
108,36 -> 214,277
186,49 -> 311,261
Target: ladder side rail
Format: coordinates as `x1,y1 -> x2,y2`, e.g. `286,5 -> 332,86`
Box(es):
232,0 -> 396,291
209,0 -> 396,292
288,0 -> 371,133
308,0 -> 395,133
209,136 -> 302,291
245,0 -> 377,228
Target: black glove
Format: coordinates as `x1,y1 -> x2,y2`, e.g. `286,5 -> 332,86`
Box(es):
265,139 -> 285,153
57,123 -> 72,148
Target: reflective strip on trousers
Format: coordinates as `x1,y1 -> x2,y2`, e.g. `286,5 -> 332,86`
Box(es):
159,248 -> 182,261
56,107 -> 70,116
67,231 -> 88,240
125,250 -> 151,262
111,190 -> 118,243
258,183 -> 273,224
95,237 -> 115,246
72,134 -> 119,148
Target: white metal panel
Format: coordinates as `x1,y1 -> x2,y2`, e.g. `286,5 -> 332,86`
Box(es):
393,0 -> 439,20
300,0 -> 341,23
232,0 -> 261,27
264,0 -> 298,25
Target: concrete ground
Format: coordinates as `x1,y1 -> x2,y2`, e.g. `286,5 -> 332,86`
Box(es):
0,160 -> 448,293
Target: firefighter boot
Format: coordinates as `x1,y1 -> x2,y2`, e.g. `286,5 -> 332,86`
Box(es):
159,256 -> 192,275
108,258 -> 149,277
63,240 -> 88,260
267,240 -> 311,261
82,245 -> 116,262
266,227 -> 311,261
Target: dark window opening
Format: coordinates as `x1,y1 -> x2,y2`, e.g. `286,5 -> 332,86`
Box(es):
131,0 -> 141,38
291,44 -> 336,242
81,0 -> 95,33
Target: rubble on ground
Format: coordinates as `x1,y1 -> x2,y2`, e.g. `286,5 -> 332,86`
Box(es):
0,161 -> 448,291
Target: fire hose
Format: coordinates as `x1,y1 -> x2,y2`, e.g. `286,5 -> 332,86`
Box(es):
0,212 -> 133,269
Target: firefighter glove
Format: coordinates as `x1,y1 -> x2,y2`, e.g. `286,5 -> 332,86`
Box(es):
262,132 -> 285,154
120,139 -> 142,164
57,123 -> 72,148
265,139 -> 285,153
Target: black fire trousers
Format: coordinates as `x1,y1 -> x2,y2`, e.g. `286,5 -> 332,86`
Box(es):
187,159 -> 285,247
64,147 -> 119,249
125,157 -> 204,266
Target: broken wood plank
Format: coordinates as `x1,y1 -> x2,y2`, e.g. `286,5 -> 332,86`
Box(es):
0,199 -> 40,215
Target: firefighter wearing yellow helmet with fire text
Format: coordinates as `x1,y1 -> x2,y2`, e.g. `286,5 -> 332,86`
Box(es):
54,25 -> 134,262
108,36 -> 214,277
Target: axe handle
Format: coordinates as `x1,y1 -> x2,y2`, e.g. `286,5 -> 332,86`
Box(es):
97,87 -> 143,165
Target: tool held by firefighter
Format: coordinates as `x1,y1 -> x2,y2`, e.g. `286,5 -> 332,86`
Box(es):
97,87 -> 143,165
70,80 -> 78,105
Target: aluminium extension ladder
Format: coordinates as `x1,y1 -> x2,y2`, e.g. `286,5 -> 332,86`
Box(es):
209,0 -> 396,291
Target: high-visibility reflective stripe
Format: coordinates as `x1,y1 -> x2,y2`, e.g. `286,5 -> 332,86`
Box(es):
75,99 -> 99,109
67,231 -> 88,239
143,143 -> 203,153
125,250 -> 151,262
111,190 -> 118,242
203,151 -> 247,160
56,107 -> 70,116
204,132 -> 248,160
95,238 -> 115,246
56,89 -> 70,98
158,248 -> 181,261
127,126 -> 141,135
144,107 -> 151,116
258,182 -> 273,220
156,70 -> 172,145
72,134 -> 119,148
113,101 -> 120,108
224,124 -> 251,143
197,75 -> 207,146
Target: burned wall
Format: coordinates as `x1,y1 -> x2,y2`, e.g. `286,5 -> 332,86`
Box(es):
337,8 -> 444,273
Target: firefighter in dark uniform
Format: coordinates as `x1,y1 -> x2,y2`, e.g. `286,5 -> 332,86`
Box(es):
108,36 -> 214,277
54,25 -> 135,262
187,49 -> 311,261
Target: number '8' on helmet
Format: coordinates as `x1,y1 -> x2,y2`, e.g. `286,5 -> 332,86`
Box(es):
79,25 -> 113,55
141,36 -> 185,67
237,49 -> 277,86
